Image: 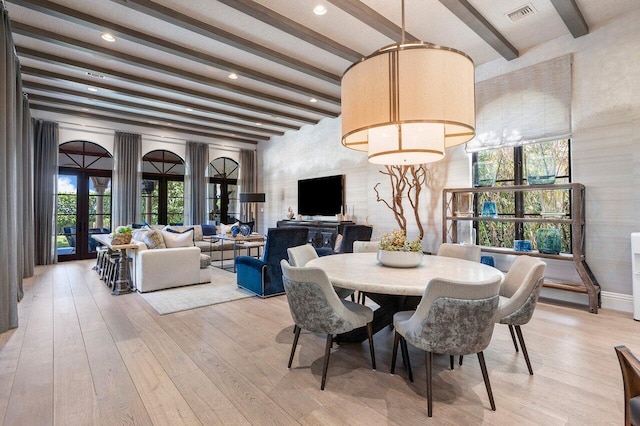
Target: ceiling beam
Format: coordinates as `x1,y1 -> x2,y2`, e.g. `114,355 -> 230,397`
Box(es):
326,0 -> 419,42
15,43 -> 339,114
22,80 -> 296,131
23,81 -> 283,135
28,94 -> 270,141
29,103 -> 258,144
20,65 -> 317,124
216,0 -> 362,63
438,0 -> 518,61
18,58 -> 320,125
549,0 -> 589,38
8,0 -> 339,100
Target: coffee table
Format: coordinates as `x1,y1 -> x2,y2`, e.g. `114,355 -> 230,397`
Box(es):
205,233 -> 265,272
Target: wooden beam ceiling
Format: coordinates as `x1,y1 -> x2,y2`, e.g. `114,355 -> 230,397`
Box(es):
9,0 -> 338,102
109,0 -> 340,84
438,0 -> 519,61
326,0 -> 419,42
549,0 -> 589,38
29,103 -> 258,144
216,0 -> 363,63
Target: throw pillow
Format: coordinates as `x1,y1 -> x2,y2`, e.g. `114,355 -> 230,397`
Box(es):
334,234 -> 343,252
161,229 -> 194,248
134,229 -> 166,250
165,226 -> 197,243
201,223 -> 217,236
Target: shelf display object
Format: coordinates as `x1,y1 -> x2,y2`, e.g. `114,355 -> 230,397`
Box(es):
442,183 -> 601,313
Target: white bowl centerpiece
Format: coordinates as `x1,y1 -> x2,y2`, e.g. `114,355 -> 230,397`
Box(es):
377,230 -> 423,268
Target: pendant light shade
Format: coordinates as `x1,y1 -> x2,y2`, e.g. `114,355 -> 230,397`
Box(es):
341,42 -> 476,165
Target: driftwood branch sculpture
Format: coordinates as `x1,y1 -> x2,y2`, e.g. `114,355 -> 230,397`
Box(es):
374,164 -> 430,240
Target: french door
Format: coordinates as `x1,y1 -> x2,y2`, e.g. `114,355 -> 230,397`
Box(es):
57,169 -> 112,261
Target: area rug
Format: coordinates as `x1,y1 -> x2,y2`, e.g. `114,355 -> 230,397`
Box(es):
140,267 -> 253,315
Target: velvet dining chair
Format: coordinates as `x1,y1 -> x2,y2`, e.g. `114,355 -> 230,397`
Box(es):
281,260 -> 376,390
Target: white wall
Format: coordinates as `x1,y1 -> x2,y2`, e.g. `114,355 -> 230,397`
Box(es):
259,9 -> 640,304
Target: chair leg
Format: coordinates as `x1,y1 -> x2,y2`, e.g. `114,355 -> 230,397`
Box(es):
459,355 -> 464,366
426,351 -> 433,417
400,336 -> 413,382
515,325 -> 533,375
508,324 -> 519,352
350,293 -> 355,302
477,351 -> 496,411
391,331 -> 400,374
366,322 -> 376,370
288,325 -> 301,368
321,334 -> 333,390
449,355 -> 454,370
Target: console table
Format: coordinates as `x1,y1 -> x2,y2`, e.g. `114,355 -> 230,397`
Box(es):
276,220 -> 354,248
91,233 -> 137,295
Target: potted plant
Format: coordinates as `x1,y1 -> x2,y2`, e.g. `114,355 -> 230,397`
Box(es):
111,225 -> 133,245
377,229 -> 423,268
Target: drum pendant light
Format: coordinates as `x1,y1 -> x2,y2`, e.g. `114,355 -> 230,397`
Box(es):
340,0 -> 476,165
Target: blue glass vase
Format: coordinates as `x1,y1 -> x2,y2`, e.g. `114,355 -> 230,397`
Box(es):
481,201 -> 498,218
536,228 -> 561,254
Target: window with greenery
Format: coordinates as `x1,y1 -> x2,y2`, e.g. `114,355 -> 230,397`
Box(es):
142,150 -> 185,225
472,139 -> 571,251
208,157 -> 239,224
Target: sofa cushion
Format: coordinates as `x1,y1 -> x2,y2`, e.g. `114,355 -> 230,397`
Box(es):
162,229 -> 194,248
133,228 -> 166,249
199,253 -> 211,269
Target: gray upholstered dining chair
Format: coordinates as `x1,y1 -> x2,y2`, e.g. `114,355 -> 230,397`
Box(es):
287,244 -> 355,300
281,259 -> 376,390
353,240 -> 380,253
615,345 -> 640,426
390,276 -> 502,417
437,243 -> 481,262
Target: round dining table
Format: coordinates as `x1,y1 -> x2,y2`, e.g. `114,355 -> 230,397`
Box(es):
306,252 -> 504,342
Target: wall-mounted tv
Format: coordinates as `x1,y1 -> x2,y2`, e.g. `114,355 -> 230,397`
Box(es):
298,175 -> 344,216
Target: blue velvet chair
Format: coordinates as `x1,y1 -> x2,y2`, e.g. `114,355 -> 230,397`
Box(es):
316,224 -> 373,256
236,227 -> 308,297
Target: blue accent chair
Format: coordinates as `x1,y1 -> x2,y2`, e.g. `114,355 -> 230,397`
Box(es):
236,227 -> 309,297
316,224 -> 373,257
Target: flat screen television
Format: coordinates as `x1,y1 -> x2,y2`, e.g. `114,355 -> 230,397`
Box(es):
298,175 -> 344,216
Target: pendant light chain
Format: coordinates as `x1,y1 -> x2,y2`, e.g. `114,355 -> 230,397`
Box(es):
401,0 -> 406,44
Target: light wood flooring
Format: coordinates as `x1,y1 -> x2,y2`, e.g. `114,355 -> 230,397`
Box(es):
0,259 -> 637,425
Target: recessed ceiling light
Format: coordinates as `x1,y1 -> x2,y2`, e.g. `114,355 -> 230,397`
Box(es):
313,5 -> 327,15
185,107 -> 193,111
255,122 -> 262,126
81,108 -> 89,111
228,73 -> 239,80
87,87 -> 98,92
101,32 -> 116,42
309,97 -> 318,103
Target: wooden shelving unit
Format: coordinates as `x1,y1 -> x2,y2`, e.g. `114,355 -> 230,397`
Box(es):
442,183 -> 601,313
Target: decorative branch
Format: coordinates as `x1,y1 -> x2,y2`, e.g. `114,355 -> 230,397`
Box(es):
375,164 -> 430,240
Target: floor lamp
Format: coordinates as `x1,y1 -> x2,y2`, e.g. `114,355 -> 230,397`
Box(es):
239,193 -> 265,233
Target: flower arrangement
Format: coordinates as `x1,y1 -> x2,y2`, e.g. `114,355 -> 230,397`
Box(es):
111,225 -> 133,245
379,229 -> 422,252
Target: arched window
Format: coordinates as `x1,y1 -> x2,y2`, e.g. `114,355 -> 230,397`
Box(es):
57,141 -> 113,260
208,157 -> 239,224
142,150 -> 185,225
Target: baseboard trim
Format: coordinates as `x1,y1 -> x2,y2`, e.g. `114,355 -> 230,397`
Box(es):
540,287 -> 634,313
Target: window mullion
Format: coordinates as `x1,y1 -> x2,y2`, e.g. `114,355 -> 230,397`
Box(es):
514,147 -> 524,240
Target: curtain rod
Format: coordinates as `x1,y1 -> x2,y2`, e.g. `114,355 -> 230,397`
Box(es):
54,119 -> 246,153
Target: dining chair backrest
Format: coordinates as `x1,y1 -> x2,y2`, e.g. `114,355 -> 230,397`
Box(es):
339,225 -> 373,254
437,243 -> 481,262
287,244 -> 318,267
353,241 -> 380,253
402,276 -> 502,355
496,255 -> 546,324
280,260 -> 366,334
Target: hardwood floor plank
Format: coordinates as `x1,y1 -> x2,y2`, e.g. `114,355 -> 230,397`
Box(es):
3,265 -> 54,425
52,264 -> 99,425
115,338 -> 201,425
3,259 -> 640,425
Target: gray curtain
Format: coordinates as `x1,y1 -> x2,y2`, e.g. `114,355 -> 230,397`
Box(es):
20,94 -> 34,283
184,141 -> 208,225
1,5 -> 29,332
112,131 -> 141,227
239,149 -> 257,222
33,119 -> 59,266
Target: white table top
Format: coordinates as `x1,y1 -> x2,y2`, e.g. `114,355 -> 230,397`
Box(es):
306,252 -> 504,296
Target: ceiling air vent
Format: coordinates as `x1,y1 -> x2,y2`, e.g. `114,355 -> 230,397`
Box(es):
86,72 -> 106,79
507,3 -> 537,22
